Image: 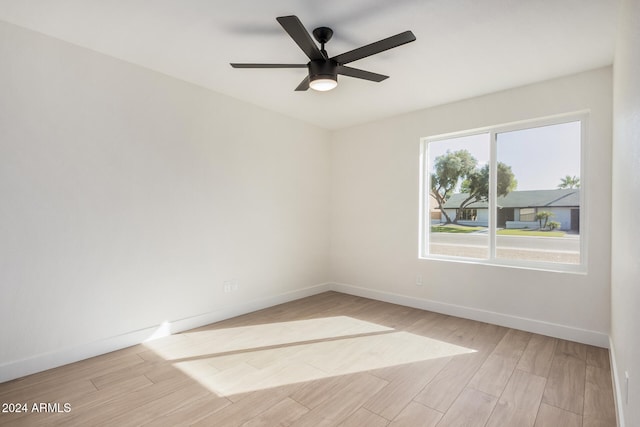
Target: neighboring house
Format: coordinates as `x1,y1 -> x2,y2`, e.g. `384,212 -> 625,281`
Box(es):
441,188 -> 580,231
429,194 -> 442,221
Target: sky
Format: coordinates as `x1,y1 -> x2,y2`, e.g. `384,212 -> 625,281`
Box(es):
428,121 -> 581,191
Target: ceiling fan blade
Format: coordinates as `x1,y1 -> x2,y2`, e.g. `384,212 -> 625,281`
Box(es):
331,30 -> 416,65
230,63 -> 307,68
337,65 -> 388,82
295,76 -> 310,91
276,15 -> 325,61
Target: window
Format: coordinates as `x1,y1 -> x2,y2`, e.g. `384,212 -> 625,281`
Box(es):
519,208 -> 536,222
420,113 -> 585,271
458,208 -> 478,221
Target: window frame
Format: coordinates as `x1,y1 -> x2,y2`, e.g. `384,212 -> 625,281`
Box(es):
419,111 -> 588,273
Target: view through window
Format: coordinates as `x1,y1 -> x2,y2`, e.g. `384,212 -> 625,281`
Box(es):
421,116 -> 584,270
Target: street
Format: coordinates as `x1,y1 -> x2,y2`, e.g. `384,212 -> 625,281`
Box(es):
428,233 -> 580,263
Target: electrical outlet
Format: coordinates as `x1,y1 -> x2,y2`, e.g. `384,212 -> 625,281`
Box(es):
416,274 -> 423,286
223,280 -> 238,292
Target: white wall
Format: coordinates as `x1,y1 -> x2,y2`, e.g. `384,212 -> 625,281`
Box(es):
0,16 -> 622,393
611,0 -> 640,424
0,21 -> 330,378
330,67 -> 612,345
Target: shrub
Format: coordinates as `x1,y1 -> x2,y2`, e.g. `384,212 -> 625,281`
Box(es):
535,211 -> 554,229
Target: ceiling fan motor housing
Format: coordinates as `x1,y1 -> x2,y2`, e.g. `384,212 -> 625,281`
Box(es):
308,59 -> 338,82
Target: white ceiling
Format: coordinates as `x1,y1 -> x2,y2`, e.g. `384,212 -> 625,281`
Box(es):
0,0 -> 619,130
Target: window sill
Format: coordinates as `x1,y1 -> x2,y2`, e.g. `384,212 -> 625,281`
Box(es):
418,254 -> 587,275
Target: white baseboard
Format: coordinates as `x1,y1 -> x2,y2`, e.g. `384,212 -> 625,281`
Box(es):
329,282 -> 610,348
609,337 -> 625,427
166,283 -> 331,336
1,281 -> 610,384
0,283 -> 331,384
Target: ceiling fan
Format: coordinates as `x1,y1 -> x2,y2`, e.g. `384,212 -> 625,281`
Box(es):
230,15 -> 416,92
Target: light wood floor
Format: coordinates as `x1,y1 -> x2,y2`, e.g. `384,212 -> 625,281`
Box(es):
0,292 -> 616,426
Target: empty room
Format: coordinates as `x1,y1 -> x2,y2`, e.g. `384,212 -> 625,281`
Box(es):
0,0 -> 638,426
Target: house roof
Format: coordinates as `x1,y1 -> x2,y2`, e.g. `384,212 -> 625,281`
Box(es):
442,188 -> 580,209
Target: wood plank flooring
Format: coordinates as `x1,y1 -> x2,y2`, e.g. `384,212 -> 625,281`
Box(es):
0,292 -> 617,426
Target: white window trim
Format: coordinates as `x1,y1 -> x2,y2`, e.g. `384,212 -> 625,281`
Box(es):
419,111 -> 588,274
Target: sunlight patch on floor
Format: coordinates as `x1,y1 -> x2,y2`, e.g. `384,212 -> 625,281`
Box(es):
143,316 -> 476,397
143,316 -> 393,360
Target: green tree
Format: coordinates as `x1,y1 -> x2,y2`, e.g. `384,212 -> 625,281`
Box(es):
535,211 -> 554,229
558,175 -> 580,189
430,150 -> 518,224
430,150 -> 477,224
456,162 -> 517,223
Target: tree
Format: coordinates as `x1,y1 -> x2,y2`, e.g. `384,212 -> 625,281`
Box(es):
430,150 -> 477,223
430,150 -> 518,224
535,211 -> 554,229
558,175 -> 580,189
455,162 -> 517,222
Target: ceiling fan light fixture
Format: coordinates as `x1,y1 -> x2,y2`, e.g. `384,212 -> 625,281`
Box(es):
230,15 -> 416,92
309,76 -> 337,91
